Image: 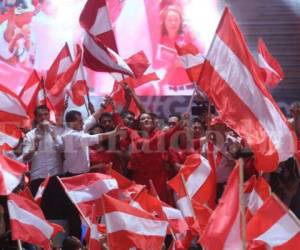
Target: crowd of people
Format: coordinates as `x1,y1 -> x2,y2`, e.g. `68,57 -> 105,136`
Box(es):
0,82 -> 299,249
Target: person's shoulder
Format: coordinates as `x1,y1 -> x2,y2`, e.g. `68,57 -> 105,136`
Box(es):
25,128 -> 37,137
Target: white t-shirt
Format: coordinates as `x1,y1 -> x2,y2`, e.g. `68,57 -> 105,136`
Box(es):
23,126 -> 64,180
62,129 -> 100,174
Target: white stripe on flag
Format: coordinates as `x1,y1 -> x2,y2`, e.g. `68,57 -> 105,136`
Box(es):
255,213 -> 300,247
2,168 -> 21,194
83,34 -> 132,75
8,200 -> 53,239
181,53 -> 204,69
247,190 -> 264,215
68,178 -> 118,203
0,92 -> 27,117
162,206 -> 184,220
20,83 -> 39,106
186,157 -> 211,198
176,196 -> 194,218
258,53 -> 280,77
208,35 -> 294,162
89,6 -> 111,36
223,209 -> 243,250
105,211 -> 168,236
90,224 -> 101,240
0,132 -> 19,148
57,57 -> 72,75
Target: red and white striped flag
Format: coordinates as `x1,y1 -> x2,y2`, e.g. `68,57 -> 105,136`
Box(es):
0,123 -> 22,150
162,204 -> 189,235
200,165 -> 242,250
168,154 -> 216,209
45,43 -> 73,90
0,84 -> 28,124
48,46 -> 87,109
45,43 -> 73,116
19,70 -> 45,120
8,193 -> 63,250
0,155 -> 28,195
247,195 -> 300,250
175,43 -> 205,82
245,176 -> 271,222
67,64 -> 89,107
79,0 -> 117,52
48,46 -> 82,97
82,33 -> 133,75
257,38 -> 284,87
197,7 -> 296,172
103,194 -> 168,250
89,206 -> 103,250
34,176 -> 50,205
58,173 -> 118,221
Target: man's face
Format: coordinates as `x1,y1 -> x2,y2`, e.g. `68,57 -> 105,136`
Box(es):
72,114 -> 84,131
35,109 -> 50,125
123,113 -> 135,128
100,115 -> 115,132
192,121 -> 204,138
168,116 -> 179,128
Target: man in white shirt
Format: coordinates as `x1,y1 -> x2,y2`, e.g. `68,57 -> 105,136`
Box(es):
62,109 -> 121,176
23,105 -> 63,194
22,105 -> 71,235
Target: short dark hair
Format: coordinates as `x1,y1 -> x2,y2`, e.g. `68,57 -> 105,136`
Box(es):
99,112 -> 113,121
168,114 -> 181,121
192,117 -> 202,123
62,236 -> 82,250
65,110 -> 82,123
34,105 -> 49,117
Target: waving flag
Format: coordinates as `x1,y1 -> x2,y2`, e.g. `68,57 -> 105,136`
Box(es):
247,195 -> 300,250
176,43 -> 205,82
245,176 -> 271,222
80,0 -> 117,52
168,154 -> 216,209
58,173 -> 118,221
45,43 -> 73,116
0,155 -> 28,195
19,70 -> 45,120
0,84 -> 28,124
8,193 -> 63,250
82,33 -> 133,76
197,7 -> 296,172
34,176 -> 50,205
68,65 -> 89,107
201,165 -> 242,250
45,43 -> 73,89
257,38 -> 284,87
0,123 -> 22,150
103,194 -> 168,250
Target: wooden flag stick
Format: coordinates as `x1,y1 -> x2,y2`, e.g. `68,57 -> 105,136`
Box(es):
101,197 -> 110,250
239,159 -> 247,250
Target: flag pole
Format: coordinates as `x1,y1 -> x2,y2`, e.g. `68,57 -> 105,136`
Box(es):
17,240 -> 22,250
149,180 -> 178,243
239,159 -> 247,250
101,197 -> 110,250
78,44 -> 92,105
180,174 -> 196,220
